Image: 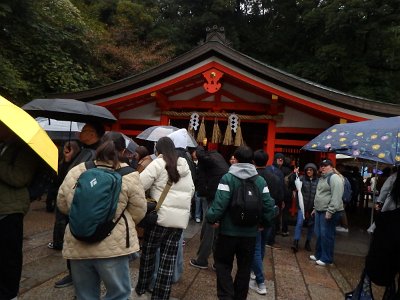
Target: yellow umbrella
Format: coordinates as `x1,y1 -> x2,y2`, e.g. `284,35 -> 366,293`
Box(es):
0,95 -> 58,173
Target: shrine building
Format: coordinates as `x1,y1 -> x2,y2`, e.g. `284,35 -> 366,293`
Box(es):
55,26 -> 400,166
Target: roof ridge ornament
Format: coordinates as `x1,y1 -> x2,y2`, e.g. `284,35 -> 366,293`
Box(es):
203,25 -> 231,45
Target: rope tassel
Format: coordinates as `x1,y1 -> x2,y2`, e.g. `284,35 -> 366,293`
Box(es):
234,120 -> 244,146
196,117 -> 206,143
211,118 -> 222,143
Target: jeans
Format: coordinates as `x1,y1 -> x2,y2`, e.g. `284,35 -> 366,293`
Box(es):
149,232 -> 184,289
294,210 -> 314,242
251,230 -> 267,284
214,234 -> 256,300
0,214 -> 23,300
195,192 -> 206,219
70,256 -> 131,300
314,211 -> 342,264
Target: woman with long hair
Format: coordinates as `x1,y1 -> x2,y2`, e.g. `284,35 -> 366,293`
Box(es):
57,131 -> 147,300
135,136 -> 194,300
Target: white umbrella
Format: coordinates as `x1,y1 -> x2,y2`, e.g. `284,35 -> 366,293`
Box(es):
36,117 -> 84,140
137,125 -> 197,147
294,173 -> 305,220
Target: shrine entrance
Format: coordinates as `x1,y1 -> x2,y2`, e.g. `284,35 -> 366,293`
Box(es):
170,118 -> 268,161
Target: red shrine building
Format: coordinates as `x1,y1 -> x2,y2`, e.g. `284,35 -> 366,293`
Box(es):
57,26 -> 400,165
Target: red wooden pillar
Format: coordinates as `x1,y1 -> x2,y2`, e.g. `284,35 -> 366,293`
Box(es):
265,119 -> 276,165
110,112 -> 120,131
160,114 -> 169,126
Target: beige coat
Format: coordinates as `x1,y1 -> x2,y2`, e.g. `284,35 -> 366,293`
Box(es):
57,161 -> 147,259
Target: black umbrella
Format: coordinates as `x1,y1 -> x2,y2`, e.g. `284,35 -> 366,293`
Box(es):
23,98 -> 117,123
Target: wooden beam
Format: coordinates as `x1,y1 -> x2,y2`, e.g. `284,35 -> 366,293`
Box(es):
275,127 -> 325,135
167,100 -> 267,112
151,92 -> 169,110
119,119 -> 160,126
274,139 -> 309,146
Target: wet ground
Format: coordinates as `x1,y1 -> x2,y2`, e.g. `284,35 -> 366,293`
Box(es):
19,200 -> 385,299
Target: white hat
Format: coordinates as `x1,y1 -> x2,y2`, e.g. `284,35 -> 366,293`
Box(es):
168,128 -> 188,149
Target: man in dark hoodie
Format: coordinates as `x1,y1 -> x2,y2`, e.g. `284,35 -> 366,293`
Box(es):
189,146 -> 229,270
289,163 -> 319,252
206,146 -> 274,300
272,153 -> 292,237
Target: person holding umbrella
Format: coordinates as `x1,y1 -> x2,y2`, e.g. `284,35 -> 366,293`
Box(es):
0,123 -> 41,300
0,95 -> 58,300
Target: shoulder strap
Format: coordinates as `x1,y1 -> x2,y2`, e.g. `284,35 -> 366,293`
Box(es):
117,166 -> 135,177
84,160 -> 96,169
155,180 -> 173,211
84,161 -> 135,177
326,173 -> 333,186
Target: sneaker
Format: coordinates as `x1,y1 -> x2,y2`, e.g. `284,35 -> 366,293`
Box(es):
266,244 -> 282,250
316,260 -> 331,266
336,226 -> 349,233
309,255 -> 317,261
47,242 -> 62,250
250,271 -> 256,280
249,280 -> 267,295
54,274 -> 73,288
195,218 -> 201,223
281,231 -> 289,237
211,263 -> 216,272
189,259 -> 208,269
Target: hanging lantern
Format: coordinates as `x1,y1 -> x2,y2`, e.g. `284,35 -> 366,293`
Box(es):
211,118 -> 222,143
196,117 -> 206,143
234,120 -> 244,146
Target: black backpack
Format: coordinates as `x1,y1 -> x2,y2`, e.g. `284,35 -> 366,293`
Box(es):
230,175 -> 263,227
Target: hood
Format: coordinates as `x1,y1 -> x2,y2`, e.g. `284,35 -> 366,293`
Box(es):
304,163 -> 317,172
177,157 -> 191,177
229,163 -> 258,179
168,128 -> 188,149
304,163 -> 318,178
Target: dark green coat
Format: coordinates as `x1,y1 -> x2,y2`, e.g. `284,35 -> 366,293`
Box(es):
206,163 -> 275,237
0,140 -> 39,215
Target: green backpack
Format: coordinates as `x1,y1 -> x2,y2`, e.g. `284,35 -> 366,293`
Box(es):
69,161 -> 134,244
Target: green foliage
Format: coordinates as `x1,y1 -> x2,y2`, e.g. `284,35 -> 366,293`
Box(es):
1,0 -> 400,105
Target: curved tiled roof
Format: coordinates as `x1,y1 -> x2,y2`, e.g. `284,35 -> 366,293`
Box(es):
55,39 -> 400,117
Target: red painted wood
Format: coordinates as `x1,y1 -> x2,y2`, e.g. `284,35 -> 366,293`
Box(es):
274,139 -> 309,146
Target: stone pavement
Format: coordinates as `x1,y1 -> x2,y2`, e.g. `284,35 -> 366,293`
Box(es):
18,201 -> 383,300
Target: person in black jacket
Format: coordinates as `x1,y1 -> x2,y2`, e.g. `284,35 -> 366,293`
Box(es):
272,153 -> 292,236
289,163 -> 319,252
189,146 -> 229,269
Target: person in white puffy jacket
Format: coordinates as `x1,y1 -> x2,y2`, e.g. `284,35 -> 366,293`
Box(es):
135,136 -> 194,300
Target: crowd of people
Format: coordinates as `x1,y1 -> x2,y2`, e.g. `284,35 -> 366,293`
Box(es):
2,121 -> 400,300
